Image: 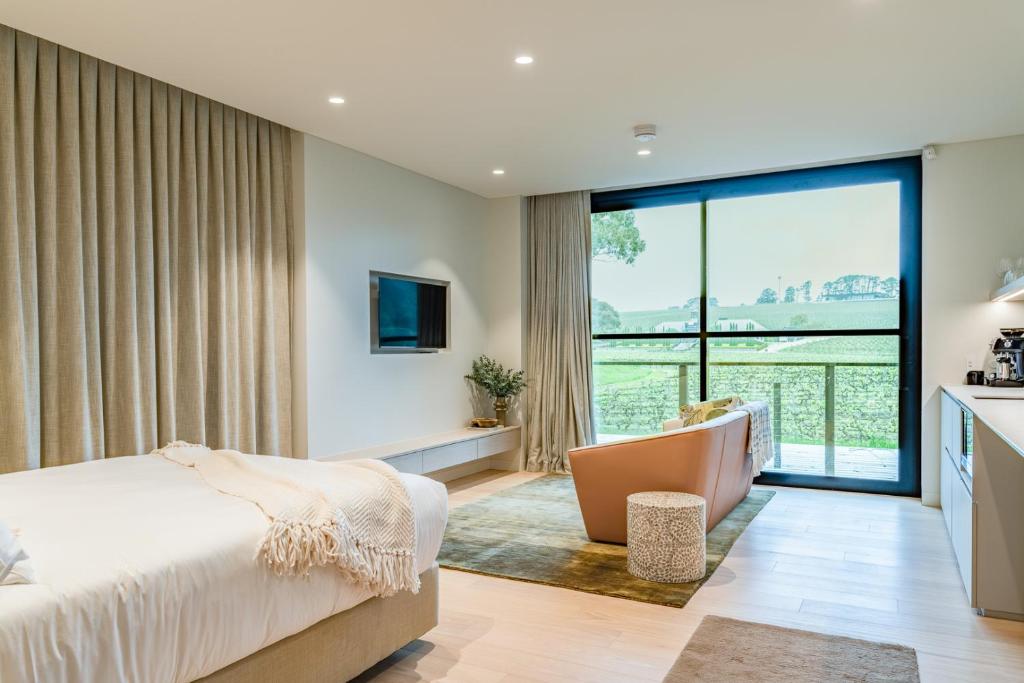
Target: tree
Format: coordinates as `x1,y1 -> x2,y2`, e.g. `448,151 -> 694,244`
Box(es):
881,277 -> 899,299
801,280 -> 812,303
683,296 -> 718,312
820,274 -> 885,301
783,286 -> 797,303
591,211 -> 646,265
756,288 -> 778,304
591,298 -> 621,333
789,313 -> 810,328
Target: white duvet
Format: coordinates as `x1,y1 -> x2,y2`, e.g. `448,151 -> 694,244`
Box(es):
0,455 -> 448,683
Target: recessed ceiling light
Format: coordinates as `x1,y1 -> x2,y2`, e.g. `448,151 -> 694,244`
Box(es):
328,96 -> 345,105
637,149 -> 652,156
514,55 -> 534,65
492,169 -> 506,175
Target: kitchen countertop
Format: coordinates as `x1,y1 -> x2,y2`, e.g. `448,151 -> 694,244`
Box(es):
942,384 -> 1024,459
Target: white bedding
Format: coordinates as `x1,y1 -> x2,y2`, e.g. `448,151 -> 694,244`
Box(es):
0,455 -> 448,683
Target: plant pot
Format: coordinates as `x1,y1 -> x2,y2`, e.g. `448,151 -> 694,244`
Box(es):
493,397 -> 508,427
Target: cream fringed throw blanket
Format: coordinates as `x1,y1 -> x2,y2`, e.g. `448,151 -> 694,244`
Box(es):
733,401 -> 774,478
153,443 -> 419,597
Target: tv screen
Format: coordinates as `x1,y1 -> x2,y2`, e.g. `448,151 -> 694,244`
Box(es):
371,272 -> 449,352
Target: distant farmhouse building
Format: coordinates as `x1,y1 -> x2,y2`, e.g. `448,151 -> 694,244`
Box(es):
654,319 -> 699,333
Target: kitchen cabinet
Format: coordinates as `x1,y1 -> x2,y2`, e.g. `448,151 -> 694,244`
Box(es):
940,391 -> 961,462
940,386 -> 1024,619
940,443 -> 953,533
949,462 -> 974,601
940,391 -> 974,604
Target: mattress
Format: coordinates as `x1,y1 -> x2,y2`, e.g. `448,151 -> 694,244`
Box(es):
0,455 -> 448,683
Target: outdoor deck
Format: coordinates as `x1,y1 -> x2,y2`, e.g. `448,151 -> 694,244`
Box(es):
761,443 -> 898,481
595,435 -> 898,482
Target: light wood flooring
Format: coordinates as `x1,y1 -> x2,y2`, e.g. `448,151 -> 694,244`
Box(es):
357,470 -> 1024,682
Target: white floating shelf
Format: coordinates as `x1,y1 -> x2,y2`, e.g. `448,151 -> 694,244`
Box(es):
992,275 -> 1024,302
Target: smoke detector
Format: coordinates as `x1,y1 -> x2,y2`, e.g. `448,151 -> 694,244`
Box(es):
633,124 -> 657,142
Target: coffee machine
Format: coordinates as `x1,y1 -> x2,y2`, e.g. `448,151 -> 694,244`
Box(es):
989,328 -> 1024,387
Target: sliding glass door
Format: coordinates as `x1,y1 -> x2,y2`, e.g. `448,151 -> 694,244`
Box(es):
590,158 -> 921,495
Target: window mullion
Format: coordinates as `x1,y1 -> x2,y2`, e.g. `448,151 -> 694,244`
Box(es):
699,200 -> 708,402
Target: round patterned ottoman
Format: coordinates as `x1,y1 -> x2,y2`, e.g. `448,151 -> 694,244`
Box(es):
626,491 -> 706,583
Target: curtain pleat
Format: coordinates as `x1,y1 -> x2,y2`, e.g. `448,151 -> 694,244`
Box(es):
0,25 -> 293,473
525,191 -> 596,472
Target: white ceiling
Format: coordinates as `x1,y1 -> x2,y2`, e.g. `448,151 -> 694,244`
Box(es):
3,1 -> 1023,198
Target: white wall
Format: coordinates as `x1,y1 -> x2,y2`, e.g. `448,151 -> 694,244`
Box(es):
480,196 -> 527,468
921,135 -> 1024,505
298,133 -> 524,459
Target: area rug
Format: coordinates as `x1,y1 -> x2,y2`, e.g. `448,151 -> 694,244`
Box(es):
437,475 -> 774,607
664,615 -> 920,682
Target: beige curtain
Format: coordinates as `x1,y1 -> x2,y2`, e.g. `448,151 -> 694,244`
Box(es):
525,191 -> 595,472
0,25 -> 293,473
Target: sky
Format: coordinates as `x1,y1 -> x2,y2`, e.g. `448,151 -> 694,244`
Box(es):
591,182 -> 900,312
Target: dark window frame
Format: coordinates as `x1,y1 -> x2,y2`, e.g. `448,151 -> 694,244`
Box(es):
590,156 -> 922,496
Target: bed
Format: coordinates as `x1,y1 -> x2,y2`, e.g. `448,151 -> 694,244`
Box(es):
0,455 -> 448,682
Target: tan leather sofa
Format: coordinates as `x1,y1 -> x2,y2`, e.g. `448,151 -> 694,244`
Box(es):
568,411 -> 752,544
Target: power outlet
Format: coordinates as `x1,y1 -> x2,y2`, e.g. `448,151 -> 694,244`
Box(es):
966,357 -> 976,371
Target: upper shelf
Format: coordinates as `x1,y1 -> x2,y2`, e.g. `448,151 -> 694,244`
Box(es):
992,274 -> 1024,302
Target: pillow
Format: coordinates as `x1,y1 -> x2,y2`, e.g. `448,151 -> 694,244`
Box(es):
0,520 -> 35,585
678,396 -> 745,427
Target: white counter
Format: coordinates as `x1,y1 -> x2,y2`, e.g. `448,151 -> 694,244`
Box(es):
942,385 -> 1024,459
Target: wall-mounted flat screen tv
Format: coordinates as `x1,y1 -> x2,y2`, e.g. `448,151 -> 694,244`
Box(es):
370,271 -> 450,353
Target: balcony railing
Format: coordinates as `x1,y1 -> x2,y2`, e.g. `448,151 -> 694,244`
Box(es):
593,360 -> 898,477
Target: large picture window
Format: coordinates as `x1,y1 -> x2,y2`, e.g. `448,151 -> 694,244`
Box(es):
590,158 -> 921,495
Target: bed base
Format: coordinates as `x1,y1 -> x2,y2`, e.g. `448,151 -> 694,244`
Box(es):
197,564 -> 439,683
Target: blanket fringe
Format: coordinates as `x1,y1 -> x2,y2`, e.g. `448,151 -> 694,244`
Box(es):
150,440 -> 208,456
258,513 -> 420,597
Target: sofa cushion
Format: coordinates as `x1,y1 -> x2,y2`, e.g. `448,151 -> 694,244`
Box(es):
678,396 -> 745,427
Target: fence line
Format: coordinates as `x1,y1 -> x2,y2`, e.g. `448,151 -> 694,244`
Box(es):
593,360 -> 898,476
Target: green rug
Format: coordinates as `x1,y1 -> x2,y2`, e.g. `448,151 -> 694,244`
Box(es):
438,475 -> 775,607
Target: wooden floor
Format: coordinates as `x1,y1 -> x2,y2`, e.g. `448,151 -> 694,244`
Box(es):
357,470 -> 1024,682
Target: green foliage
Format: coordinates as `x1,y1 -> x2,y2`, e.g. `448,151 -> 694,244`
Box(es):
820,274 -> 899,301
756,288 -> 778,304
592,298 -> 621,333
789,313 -> 811,328
465,356 -> 526,399
591,335 -> 899,447
784,286 -> 797,303
591,337 -> 899,448
591,211 -> 646,265
801,280 -> 813,303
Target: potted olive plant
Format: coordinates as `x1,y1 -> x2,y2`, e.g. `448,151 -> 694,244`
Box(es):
465,355 -> 526,427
